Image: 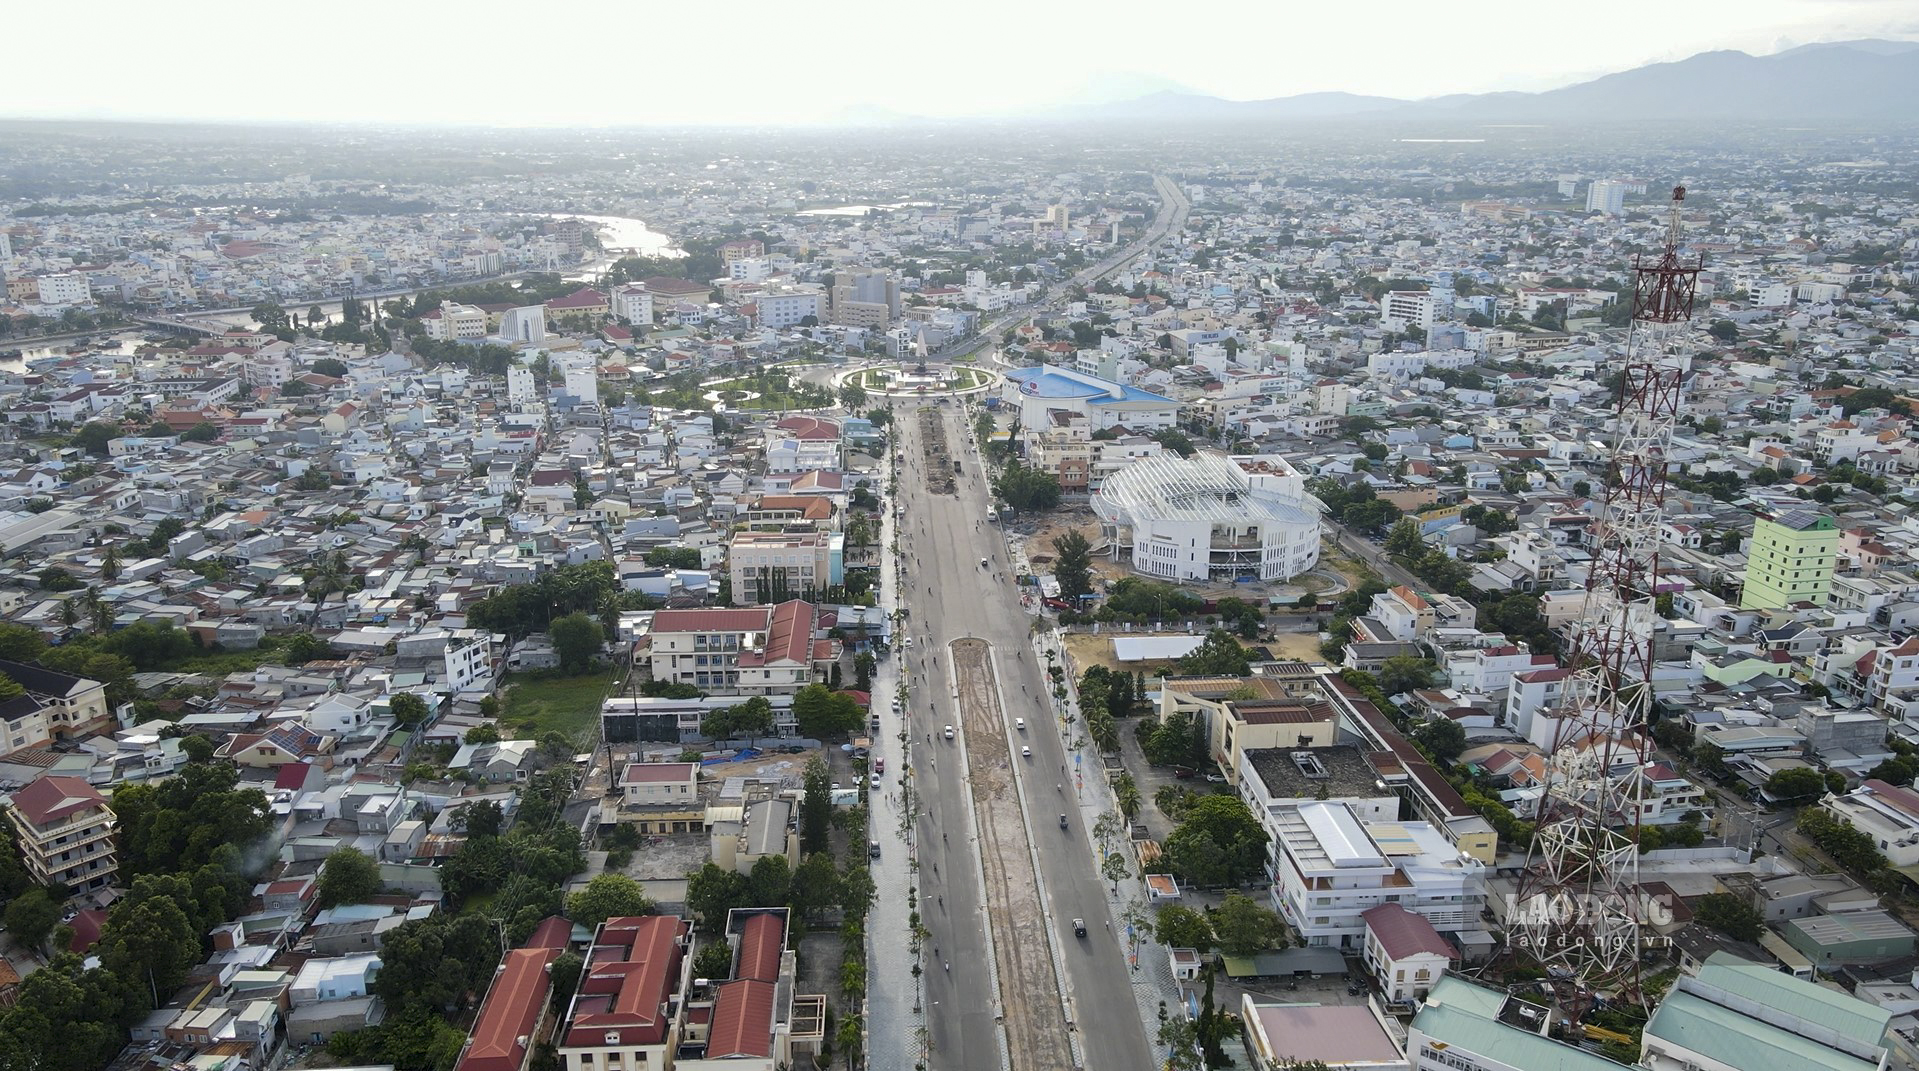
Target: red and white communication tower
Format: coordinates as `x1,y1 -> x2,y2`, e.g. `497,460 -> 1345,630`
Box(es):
1508,186 -> 1701,1003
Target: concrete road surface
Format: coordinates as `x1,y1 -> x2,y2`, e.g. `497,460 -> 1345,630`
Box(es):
894,402 -> 1153,1071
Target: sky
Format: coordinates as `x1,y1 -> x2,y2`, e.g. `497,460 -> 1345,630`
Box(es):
5,0 -> 1918,126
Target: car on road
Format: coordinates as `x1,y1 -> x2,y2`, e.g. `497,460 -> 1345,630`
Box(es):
1204,772 -> 1226,783
1172,766 -> 1197,779
870,774 -> 881,789
1073,919 -> 1087,938
979,558 -> 988,568
904,637 -> 914,649
1059,813 -> 1068,829
868,840 -> 881,858
1021,746 -> 1031,758
1015,717 -> 1025,731
944,725 -> 955,740
873,757 -> 884,774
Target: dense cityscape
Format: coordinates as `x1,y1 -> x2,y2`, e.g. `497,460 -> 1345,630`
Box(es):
1,29 -> 1919,1071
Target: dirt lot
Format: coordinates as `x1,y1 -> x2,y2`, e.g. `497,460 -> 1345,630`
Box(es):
1061,631 -> 1182,678
1269,631 -> 1326,662
1014,507 -> 1129,582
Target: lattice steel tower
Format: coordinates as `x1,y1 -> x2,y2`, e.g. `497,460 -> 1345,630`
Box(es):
1508,187 -> 1701,1007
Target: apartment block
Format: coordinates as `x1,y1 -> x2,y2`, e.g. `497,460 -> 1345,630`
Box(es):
5,774 -> 117,892
727,530 -> 843,605
1269,800 -> 1485,951
646,601 -> 835,696
1741,509 -> 1838,610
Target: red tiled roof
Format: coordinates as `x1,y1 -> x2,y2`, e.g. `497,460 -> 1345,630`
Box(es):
621,762 -> 697,785
546,287 -> 607,310
706,979 -> 776,1058
652,607 -> 774,635
525,915 -> 574,951
1362,903 -> 1457,961
67,908 -> 108,953
773,416 -> 840,441
564,916 -> 688,1047
456,947 -> 560,1071
9,774 -> 106,826
735,912 -> 784,983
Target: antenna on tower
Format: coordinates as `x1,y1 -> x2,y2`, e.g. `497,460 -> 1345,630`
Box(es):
1501,183 -> 1701,1018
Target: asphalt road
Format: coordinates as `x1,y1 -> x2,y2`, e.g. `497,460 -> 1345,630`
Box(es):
896,404 -> 1152,1071
1329,520 -> 1423,592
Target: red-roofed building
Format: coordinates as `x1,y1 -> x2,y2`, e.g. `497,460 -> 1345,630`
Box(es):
1361,903 -> 1457,1001
545,287 -> 608,316
3,774 -> 116,891
686,909 -> 798,1068
456,947 -> 561,1071
620,762 -> 699,806
557,915 -> 693,1071
646,600 -> 836,696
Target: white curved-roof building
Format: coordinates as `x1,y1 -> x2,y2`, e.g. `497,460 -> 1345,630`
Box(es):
1093,452 -> 1322,583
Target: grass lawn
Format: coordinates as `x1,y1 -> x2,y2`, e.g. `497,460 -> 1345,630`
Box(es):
171,647 -> 285,675
500,669 -> 620,742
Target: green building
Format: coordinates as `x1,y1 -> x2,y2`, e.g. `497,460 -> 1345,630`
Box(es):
1740,509 -> 1838,611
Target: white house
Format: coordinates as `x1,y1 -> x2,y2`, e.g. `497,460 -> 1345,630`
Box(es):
1362,903 -> 1458,1003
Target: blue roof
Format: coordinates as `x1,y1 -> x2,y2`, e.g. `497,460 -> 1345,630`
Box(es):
1005,366 -> 1174,407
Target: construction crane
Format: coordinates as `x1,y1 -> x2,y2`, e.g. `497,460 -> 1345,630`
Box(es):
1505,186 -> 1701,1015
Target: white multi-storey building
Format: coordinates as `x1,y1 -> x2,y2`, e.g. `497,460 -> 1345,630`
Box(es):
1270,800 -> 1486,951
1379,290 -> 1435,332
1586,179 -> 1629,215
1093,452 -> 1321,583
755,287 -> 824,329
423,300 -> 486,341
611,285 -> 655,326
35,272 -> 90,306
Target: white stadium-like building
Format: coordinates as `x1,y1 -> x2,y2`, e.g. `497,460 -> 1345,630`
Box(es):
1092,452 -> 1323,583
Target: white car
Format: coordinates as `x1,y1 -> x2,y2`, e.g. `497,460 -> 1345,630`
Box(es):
1015,717 -> 1026,731
904,637 -> 915,650
1021,746 -> 1031,758
944,725 -> 955,740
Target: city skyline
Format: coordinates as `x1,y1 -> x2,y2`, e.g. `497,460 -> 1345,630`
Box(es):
6,0 -> 1918,126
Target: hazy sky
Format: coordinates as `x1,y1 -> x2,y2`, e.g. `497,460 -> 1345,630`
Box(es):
6,0 -> 1918,125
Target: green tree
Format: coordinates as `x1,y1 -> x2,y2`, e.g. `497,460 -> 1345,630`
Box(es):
1415,717 -> 1468,764
993,461 -> 1062,514
38,566 -> 83,592
1114,772 -> 1142,821
389,692 -> 431,727
550,612 -> 604,673
1384,518 -> 1424,558
112,761 -> 272,879
792,683 -> 861,738
1102,850 -> 1133,892
72,421 -> 120,456
0,623 -> 47,662
4,887 -> 61,951
686,862 -> 749,934
318,847 -> 383,908
1163,795 -> 1269,887
179,733 -> 215,763
788,851 -> 843,920
1154,904 -> 1217,952
567,872 -> 655,928
1175,630 -> 1251,677
371,913 -> 499,1013
800,755 -> 834,854
1693,892 -> 1762,942
465,723 -> 502,745
310,357 -> 349,377
746,855 -> 792,907
1212,891 -> 1289,956
1053,531 -> 1094,601
1377,656 -> 1435,698
853,651 -> 876,692
1765,767 -> 1827,802
1707,319 -> 1739,344
180,422 -> 220,443
693,940 -> 735,981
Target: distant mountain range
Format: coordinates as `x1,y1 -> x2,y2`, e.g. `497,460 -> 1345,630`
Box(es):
1049,40 -> 1919,123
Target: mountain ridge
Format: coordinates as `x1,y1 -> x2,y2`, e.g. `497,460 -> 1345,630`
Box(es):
1044,40 -> 1919,123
